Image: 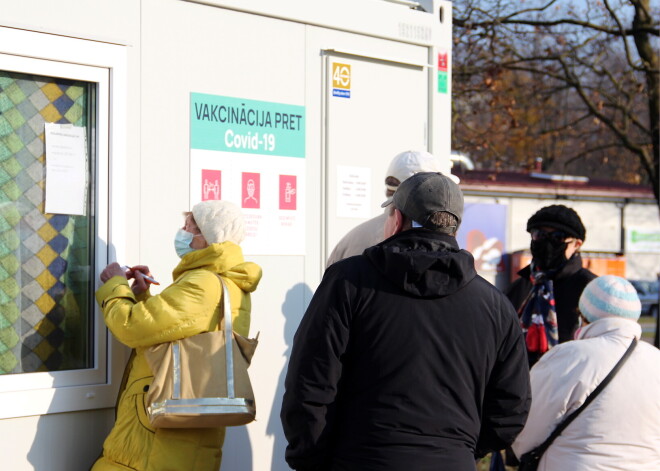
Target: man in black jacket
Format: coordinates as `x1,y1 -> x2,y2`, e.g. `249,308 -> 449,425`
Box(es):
506,205 -> 596,367
281,172 -> 530,471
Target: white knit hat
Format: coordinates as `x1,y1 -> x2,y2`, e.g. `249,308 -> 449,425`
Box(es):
578,275 -> 642,323
385,150 -> 459,192
192,200 -> 245,245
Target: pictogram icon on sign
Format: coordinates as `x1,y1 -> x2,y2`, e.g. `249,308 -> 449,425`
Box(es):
279,175 -> 297,210
202,169 -> 221,201
332,63 -> 351,90
242,172 -> 261,209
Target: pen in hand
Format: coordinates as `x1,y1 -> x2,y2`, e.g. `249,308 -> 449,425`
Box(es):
120,265 -> 160,285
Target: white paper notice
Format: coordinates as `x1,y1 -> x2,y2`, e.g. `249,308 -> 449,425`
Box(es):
45,123 -> 87,215
337,165 -> 371,218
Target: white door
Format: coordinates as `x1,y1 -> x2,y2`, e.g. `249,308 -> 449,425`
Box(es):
323,52 -> 429,262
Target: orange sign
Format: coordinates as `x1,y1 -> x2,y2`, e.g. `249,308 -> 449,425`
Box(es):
332,63 -> 351,90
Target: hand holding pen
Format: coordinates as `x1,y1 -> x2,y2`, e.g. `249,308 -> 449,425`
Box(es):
121,264 -> 159,296
120,265 -> 160,285
99,262 -> 159,296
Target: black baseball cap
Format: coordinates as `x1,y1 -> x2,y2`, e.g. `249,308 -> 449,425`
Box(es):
381,172 -> 463,231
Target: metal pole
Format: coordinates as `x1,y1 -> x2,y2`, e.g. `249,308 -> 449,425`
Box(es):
654,273 -> 659,348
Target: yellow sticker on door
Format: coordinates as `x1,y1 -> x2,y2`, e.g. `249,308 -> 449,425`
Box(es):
332,63 -> 351,98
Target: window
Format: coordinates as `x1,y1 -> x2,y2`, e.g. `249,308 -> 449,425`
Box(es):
0,27 -> 127,418
0,70 -> 95,375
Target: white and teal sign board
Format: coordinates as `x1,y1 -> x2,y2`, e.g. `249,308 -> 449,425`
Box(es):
626,227 -> 660,253
190,93 -> 306,255
191,93 -> 305,157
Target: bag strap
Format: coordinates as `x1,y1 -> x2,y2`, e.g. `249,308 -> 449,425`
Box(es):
516,286 -> 536,317
530,337 -> 638,457
216,274 -> 237,399
170,275 -> 235,400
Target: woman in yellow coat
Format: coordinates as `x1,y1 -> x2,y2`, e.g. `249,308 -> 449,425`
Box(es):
92,200 -> 262,471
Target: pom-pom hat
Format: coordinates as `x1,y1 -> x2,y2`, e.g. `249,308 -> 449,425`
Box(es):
527,204 -> 586,240
192,200 -> 245,245
578,275 -> 642,323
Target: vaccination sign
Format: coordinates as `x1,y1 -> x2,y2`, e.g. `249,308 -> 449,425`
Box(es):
190,93 -> 306,255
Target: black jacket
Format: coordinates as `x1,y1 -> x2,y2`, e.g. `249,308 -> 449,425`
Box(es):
281,230 -> 531,471
506,254 -> 596,344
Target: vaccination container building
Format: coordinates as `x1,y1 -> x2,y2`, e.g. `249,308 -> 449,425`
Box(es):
0,1 -> 453,469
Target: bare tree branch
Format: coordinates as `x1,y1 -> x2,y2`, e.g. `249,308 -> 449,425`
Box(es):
452,0 -> 659,203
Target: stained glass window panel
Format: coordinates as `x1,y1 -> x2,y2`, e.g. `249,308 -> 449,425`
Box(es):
0,70 -> 95,374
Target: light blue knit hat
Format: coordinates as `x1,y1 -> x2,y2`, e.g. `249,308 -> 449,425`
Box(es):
579,275 -> 641,323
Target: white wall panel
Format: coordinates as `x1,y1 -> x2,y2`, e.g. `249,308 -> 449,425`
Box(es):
0,0 -> 139,45
0,410 -> 115,471
139,5 -> 308,467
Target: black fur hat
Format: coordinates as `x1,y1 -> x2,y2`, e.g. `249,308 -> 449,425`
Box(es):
526,204 -> 586,240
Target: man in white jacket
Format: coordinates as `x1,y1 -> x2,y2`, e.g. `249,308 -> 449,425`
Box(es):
512,275 -> 660,471
326,150 -> 458,266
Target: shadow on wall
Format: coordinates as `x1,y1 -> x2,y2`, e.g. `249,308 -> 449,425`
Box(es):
27,407 -> 115,471
221,426 -> 254,471
221,282 -> 311,471
267,283 -> 312,470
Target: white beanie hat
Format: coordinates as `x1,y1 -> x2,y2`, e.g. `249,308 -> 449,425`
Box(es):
385,150 -> 459,192
578,275 -> 642,323
192,200 -> 245,245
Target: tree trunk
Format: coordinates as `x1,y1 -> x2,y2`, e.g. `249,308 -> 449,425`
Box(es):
632,0 -> 660,203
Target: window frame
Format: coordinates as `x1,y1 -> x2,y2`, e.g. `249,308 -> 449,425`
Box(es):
0,27 -> 128,418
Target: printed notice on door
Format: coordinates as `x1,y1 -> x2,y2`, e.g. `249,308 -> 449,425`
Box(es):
337,166 -> 371,219
189,93 -> 306,255
44,123 -> 88,215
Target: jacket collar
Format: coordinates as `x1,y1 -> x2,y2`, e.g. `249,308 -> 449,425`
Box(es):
575,316 -> 641,341
518,252 -> 585,281
171,241 -> 263,293
173,241 -> 244,277
379,228 -> 460,251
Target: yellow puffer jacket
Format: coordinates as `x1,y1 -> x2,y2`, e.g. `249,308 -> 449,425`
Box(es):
91,242 -> 262,471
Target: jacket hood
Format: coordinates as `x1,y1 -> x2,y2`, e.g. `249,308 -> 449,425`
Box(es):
172,241 -> 262,293
364,229 -> 476,298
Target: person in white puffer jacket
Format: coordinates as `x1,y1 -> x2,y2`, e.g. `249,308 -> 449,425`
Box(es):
512,275 -> 660,471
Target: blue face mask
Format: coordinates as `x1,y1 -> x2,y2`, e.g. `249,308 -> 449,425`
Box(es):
174,229 -> 196,258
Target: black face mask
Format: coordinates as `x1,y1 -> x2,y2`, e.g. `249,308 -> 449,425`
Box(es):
530,238 -> 567,270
